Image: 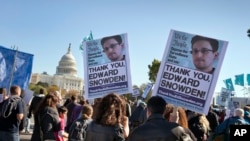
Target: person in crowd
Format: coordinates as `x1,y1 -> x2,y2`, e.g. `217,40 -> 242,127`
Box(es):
206,105 -> 219,140
29,88 -> 46,141
0,87 -> 8,103
53,91 -> 63,107
0,85 -> 24,141
65,95 -> 80,132
219,109 -> 227,124
63,98 -> 71,107
215,108 -> 250,141
129,101 -> 147,132
72,97 -> 86,120
163,104 -> 197,141
35,93 -> 61,141
85,93 -> 129,141
55,106 -> 68,141
127,96 -> 189,141
101,35 -> 125,62
243,104 -> 250,123
68,104 -> 93,141
91,97 -> 102,120
188,112 -> 210,141
190,35 -> 219,74
19,89 -> 29,134
122,96 -> 132,117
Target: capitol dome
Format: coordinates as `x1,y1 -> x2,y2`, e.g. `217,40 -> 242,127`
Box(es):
56,44 -> 77,77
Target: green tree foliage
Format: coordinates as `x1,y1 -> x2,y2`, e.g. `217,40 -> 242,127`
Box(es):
148,59 -> 161,83
29,83 -> 47,94
37,81 -> 49,88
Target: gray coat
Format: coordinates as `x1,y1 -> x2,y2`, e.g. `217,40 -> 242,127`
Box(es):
40,106 -> 60,140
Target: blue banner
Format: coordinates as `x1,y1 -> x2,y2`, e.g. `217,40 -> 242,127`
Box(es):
223,78 -> 235,91
0,45 -> 33,91
247,74 -> 250,86
235,74 -> 244,86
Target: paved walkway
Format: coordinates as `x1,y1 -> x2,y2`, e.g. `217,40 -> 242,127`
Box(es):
20,117 -> 34,141
20,132 -> 32,141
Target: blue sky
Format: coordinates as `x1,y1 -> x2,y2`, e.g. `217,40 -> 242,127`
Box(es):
1,1 -> 250,97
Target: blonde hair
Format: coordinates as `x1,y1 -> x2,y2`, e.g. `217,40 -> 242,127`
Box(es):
199,114 -> 210,133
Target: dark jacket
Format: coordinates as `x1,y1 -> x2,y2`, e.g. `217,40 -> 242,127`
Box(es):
206,111 -> 219,132
127,114 -> 185,141
30,95 -> 45,141
28,94 -> 45,118
40,106 -> 60,140
85,121 -> 122,141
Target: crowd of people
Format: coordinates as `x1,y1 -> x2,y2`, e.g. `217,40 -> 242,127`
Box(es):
1,85 -> 250,141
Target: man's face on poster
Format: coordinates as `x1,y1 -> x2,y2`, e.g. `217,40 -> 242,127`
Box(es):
102,38 -> 124,62
191,40 -> 218,73
233,102 -> 239,108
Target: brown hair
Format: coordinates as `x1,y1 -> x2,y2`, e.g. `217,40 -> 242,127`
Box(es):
163,104 -> 189,128
10,85 -> 21,95
81,104 -> 93,119
35,93 -> 58,114
95,93 -> 126,126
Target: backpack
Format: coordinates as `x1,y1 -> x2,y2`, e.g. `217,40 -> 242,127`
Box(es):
68,118 -> 88,141
0,96 -> 21,118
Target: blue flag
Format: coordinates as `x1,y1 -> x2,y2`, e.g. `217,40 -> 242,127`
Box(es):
247,74 -> 250,86
80,31 -> 94,50
0,46 -> 33,91
235,74 -> 244,86
223,78 -> 235,91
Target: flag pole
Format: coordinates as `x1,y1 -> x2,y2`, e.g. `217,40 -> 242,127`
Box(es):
8,46 -> 18,95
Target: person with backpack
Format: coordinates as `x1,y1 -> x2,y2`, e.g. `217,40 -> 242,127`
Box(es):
0,85 -> 24,141
68,104 -> 93,141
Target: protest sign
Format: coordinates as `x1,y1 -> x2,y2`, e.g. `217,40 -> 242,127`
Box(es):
82,33 -> 132,99
141,83 -> 154,99
132,88 -> 141,97
152,29 -> 228,114
216,87 -> 232,107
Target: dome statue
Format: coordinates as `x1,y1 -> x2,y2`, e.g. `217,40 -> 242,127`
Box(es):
56,43 -> 77,77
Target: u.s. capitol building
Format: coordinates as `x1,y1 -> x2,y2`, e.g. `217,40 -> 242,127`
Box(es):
30,44 -> 83,95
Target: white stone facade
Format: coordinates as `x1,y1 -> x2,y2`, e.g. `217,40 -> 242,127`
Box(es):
30,44 -> 84,94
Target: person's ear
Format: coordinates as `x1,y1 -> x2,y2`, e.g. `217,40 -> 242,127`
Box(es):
214,51 -> 219,58
120,43 -> 124,49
